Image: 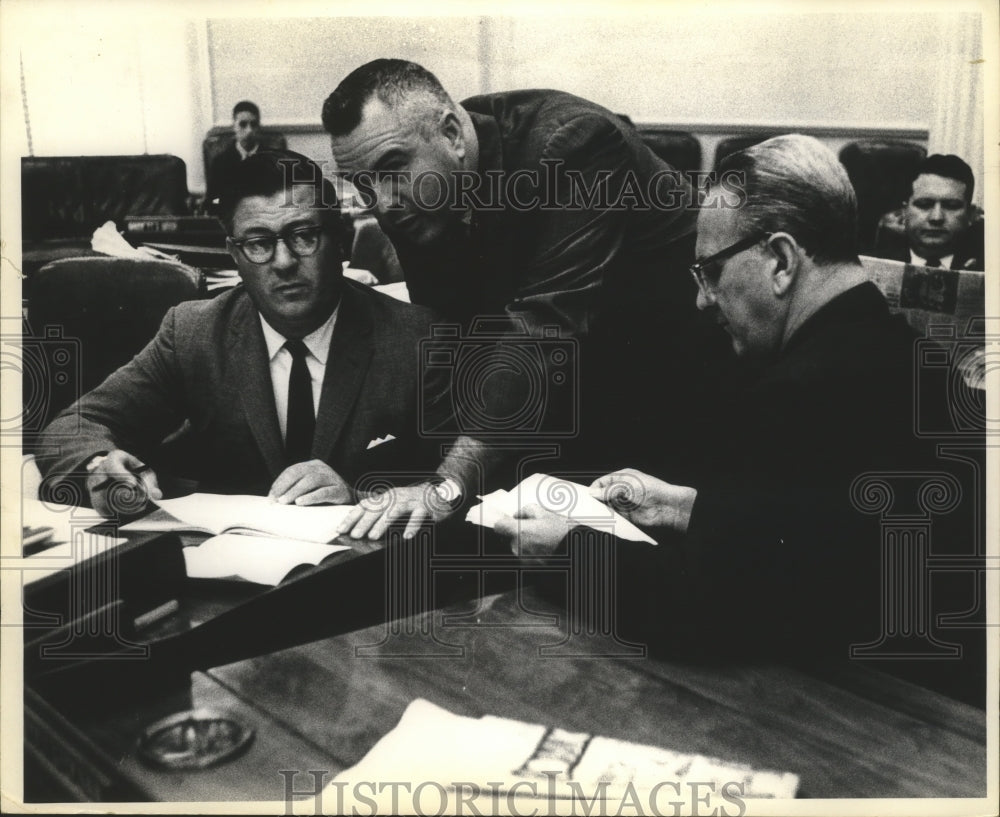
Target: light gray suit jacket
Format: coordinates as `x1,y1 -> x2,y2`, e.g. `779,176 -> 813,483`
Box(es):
37,280 -> 448,500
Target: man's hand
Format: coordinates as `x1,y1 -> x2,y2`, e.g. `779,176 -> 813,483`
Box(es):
494,504 -> 575,559
268,460 -> 352,505
336,482 -> 454,541
86,449 -> 162,517
589,469 -> 697,533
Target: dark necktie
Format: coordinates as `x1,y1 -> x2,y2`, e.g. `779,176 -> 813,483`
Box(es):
924,256 -> 942,268
284,339 -> 315,463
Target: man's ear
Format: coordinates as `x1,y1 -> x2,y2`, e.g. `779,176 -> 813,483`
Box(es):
766,232 -> 800,296
225,236 -> 240,267
439,110 -> 465,159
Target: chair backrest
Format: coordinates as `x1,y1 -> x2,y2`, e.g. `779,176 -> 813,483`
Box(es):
635,127 -> 702,174
21,155 -> 190,243
23,257 -> 203,438
712,134 -> 784,170
839,139 -> 927,254
202,126 -> 289,181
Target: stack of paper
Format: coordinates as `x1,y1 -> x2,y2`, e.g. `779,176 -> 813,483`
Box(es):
120,493 -> 354,543
90,220 -> 177,260
182,533 -> 349,585
21,499 -> 127,583
119,492 -> 355,585
318,698 -> 798,814
466,473 -> 656,544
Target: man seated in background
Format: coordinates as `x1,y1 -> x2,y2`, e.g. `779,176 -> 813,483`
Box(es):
323,58 -> 731,540
497,135 -> 984,706
204,100 -> 263,211
875,153 -> 984,270
37,150 -> 448,517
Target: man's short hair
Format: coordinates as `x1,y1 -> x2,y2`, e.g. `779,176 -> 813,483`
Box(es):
907,154 -> 975,202
232,100 -> 260,121
719,134 -> 860,265
321,58 -> 455,137
218,149 -> 343,243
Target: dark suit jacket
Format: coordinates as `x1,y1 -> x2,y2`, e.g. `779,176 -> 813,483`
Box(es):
387,90 -> 732,474
873,219 -> 985,271
37,280 -> 447,499
551,283 -> 984,701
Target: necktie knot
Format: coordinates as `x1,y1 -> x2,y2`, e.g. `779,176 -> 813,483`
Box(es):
285,339 -> 309,360
924,256 -> 942,268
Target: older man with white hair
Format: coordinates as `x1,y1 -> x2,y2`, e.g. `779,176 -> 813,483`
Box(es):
498,135 -> 984,706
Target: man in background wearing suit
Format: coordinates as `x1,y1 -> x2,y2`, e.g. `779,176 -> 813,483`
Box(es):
877,154 -> 984,271
37,150 -> 447,517
204,100 -> 262,211
323,59 -> 731,540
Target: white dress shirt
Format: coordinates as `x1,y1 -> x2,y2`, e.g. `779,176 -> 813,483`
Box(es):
259,308 -> 339,441
909,249 -> 954,269
236,142 -> 259,161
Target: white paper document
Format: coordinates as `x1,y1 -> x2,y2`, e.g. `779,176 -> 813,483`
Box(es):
21,499 -> 127,583
465,473 -> 657,544
182,533 -> 350,585
316,698 -> 798,815
120,493 -> 354,543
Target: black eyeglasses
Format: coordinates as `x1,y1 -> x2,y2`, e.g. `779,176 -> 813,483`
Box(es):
689,231 -> 773,292
229,225 -> 324,264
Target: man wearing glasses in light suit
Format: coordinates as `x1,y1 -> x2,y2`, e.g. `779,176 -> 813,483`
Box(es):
498,134 -> 985,707
37,150 -> 450,516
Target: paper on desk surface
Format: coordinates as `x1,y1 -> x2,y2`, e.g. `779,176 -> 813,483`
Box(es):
315,698 -> 798,814
21,499 -> 127,584
90,220 -> 177,261
119,493 -> 354,543
183,533 -> 350,585
466,473 -> 657,544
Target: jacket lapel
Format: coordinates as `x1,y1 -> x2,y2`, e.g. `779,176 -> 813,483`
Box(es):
230,298 -> 285,478
312,284 -> 374,463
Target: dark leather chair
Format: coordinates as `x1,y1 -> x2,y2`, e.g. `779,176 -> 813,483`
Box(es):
202,126 -> 288,187
23,257 -> 203,444
712,134 -> 785,169
635,127 -> 702,174
839,139 -> 927,255
21,154 -> 192,279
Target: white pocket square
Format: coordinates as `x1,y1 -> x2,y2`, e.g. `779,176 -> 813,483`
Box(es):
366,433 -> 397,450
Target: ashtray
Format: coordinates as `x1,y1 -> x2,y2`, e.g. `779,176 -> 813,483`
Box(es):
137,708 -> 255,770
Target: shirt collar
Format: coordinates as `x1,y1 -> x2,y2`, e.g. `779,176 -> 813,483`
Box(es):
909,249 -> 953,269
259,305 -> 339,365
236,142 -> 259,161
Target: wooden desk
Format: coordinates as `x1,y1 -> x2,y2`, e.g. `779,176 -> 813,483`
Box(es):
23,567 -> 987,804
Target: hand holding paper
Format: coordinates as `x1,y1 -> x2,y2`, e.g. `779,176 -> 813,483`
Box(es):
468,473 -> 658,546
589,468 -> 697,534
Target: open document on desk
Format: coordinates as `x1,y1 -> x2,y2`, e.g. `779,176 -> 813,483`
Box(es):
120,493 -> 353,585
121,493 -> 353,541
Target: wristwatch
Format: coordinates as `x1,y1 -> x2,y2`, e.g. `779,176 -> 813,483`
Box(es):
430,477 -> 464,511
